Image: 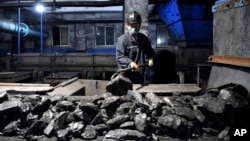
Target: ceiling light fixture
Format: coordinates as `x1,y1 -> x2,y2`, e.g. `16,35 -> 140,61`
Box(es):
36,3 -> 45,13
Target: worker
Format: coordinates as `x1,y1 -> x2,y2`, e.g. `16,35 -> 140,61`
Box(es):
116,11 -> 155,84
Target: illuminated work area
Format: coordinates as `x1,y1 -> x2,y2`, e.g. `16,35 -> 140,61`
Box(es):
0,0 -> 249,141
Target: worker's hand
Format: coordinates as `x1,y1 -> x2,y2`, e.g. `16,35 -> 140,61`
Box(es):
130,62 -> 139,71
148,58 -> 154,67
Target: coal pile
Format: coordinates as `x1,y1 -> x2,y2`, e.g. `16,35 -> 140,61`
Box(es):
0,83 -> 250,141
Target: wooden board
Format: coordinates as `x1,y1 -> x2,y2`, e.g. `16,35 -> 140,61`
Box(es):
133,84 -> 201,93
208,55 -> 250,68
0,82 -> 53,92
78,79 -> 201,95
0,71 -> 32,82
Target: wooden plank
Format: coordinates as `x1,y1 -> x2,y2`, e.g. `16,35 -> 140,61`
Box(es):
0,82 -> 53,92
133,84 -> 201,93
208,55 -> 250,68
0,72 -> 15,75
0,82 -> 50,87
0,71 -> 32,82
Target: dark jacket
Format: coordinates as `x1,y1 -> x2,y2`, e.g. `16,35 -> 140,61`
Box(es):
116,32 -> 155,83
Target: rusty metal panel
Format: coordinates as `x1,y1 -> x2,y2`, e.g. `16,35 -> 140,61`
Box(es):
213,5 -> 250,58
208,5 -> 250,91
207,65 -> 250,93
213,0 -> 250,12
208,55 -> 250,68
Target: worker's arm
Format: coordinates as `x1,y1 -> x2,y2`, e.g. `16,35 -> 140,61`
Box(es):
116,36 -> 133,69
144,36 -> 156,67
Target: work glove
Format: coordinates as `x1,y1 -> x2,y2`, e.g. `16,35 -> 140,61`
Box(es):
148,58 -> 154,67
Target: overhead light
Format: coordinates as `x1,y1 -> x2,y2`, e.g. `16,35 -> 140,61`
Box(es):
36,3 -> 45,13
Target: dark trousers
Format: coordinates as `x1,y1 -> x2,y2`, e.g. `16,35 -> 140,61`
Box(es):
123,70 -> 144,84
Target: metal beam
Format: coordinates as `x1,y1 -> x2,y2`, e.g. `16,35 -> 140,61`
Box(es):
0,0 -> 122,8
208,55 -> 250,68
0,0 -> 164,8
212,0 -> 250,12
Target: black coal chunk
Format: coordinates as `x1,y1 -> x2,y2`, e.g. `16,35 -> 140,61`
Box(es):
0,91 -> 9,103
53,111 -> 70,132
218,88 -> 249,108
100,96 -> 121,109
23,95 -> 41,106
25,120 -> 47,137
78,101 -> 98,114
0,83 -> 249,141
95,124 -> 108,135
119,121 -> 135,129
134,113 -> 150,133
145,92 -> 165,105
173,106 -> 196,120
32,97 -> 51,116
40,110 -> 54,124
0,100 -> 21,129
106,74 -> 132,96
57,128 -> 72,141
104,129 -> 150,141
43,118 -> 55,136
2,121 -> 20,136
81,125 -> 97,140
193,94 -> 226,114
77,102 -> 99,124
68,122 -> 85,137
106,115 -> 130,129
115,102 -> 135,117
157,114 -> 190,137
55,100 -> 75,112
49,95 -> 64,105
0,100 -> 21,115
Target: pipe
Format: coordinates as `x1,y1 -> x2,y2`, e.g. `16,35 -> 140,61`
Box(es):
0,19 -> 48,39
18,8 -> 21,63
40,13 -> 43,53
